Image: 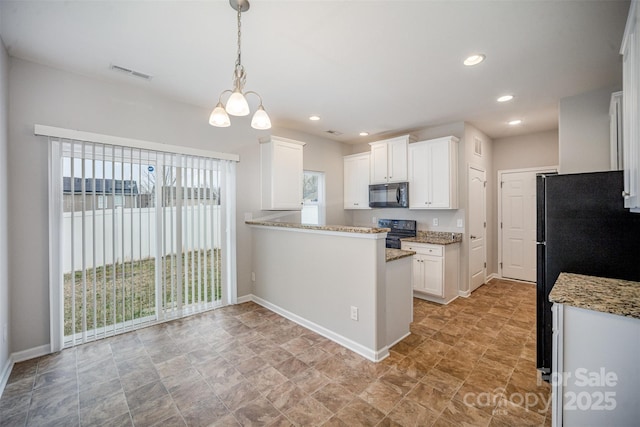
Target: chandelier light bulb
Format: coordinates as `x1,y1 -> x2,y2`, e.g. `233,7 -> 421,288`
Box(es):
251,105 -> 272,130
209,102 -> 231,127
226,90 -> 250,116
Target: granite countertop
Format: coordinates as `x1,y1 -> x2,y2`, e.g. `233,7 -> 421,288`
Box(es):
402,231 -> 463,245
245,221 -> 390,234
386,248 -> 416,262
549,272 -> 640,320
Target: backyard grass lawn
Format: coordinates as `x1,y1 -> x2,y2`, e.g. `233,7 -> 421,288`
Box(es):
64,249 -> 222,337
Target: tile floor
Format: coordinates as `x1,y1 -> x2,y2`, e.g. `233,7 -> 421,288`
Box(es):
0,278 -> 551,427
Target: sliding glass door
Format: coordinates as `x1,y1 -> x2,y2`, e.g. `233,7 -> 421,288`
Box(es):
52,139 -> 230,348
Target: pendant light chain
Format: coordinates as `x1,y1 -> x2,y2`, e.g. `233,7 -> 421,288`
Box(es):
235,5 -> 242,69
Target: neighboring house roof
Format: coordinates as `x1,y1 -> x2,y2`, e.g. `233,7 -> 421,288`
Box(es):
63,177 -> 139,195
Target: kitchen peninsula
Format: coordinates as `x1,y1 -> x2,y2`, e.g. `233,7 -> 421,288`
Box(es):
246,221 -> 414,361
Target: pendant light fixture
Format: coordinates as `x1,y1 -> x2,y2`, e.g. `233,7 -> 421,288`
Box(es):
209,0 -> 271,130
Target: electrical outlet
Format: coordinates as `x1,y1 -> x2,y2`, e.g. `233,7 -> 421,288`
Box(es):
350,306 -> 359,321
372,217 -> 378,225
457,219 -> 464,228
251,272 -> 256,282
432,218 -> 439,226
244,212 -> 253,221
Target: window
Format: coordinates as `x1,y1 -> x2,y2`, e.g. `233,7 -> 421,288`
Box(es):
301,171 -> 325,225
113,194 -> 124,207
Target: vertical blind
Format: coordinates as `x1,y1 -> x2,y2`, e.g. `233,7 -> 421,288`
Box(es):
48,135 -> 236,349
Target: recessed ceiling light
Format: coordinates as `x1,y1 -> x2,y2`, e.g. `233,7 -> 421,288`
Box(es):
508,119 -> 522,125
463,54 -> 485,66
309,115 -> 320,121
359,132 -> 369,136
497,95 -> 514,103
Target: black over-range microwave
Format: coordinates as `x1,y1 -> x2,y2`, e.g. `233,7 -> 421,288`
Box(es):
369,182 -> 409,208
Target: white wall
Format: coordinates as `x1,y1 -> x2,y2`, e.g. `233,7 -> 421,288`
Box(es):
0,35 -> 10,382
7,58 -> 347,355
493,130 -> 558,173
491,129 -> 559,274
559,85 -> 618,174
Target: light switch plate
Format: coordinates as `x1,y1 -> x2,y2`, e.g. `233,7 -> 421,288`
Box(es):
457,219 -> 464,228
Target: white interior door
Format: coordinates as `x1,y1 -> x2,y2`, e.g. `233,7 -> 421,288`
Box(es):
499,168 -> 555,282
468,166 -> 486,292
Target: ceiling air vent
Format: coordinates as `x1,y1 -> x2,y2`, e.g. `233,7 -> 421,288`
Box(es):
325,130 -> 343,136
110,64 -> 153,81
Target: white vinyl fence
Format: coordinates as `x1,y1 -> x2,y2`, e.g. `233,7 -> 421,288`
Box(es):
63,205 -> 221,274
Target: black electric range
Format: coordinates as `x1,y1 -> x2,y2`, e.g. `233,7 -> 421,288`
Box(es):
378,219 -> 417,249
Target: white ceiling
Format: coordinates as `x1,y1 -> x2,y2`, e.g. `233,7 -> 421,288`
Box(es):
0,0 -> 630,143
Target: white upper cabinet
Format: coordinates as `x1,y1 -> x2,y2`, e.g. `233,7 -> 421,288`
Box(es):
408,136 -> 459,209
344,152 -> 371,209
260,136 -> 305,210
610,91 -> 623,171
369,135 -> 414,184
621,0 -> 640,212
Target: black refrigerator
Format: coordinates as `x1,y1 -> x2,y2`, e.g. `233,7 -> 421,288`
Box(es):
536,170 -> 640,380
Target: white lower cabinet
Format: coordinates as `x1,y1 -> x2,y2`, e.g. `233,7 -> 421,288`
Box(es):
401,241 -> 459,304
552,303 -> 640,426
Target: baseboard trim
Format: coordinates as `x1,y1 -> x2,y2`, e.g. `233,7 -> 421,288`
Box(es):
0,357 -> 12,397
490,274 -> 535,285
12,344 -> 50,364
458,290 -> 471,298
486,273 -> 499,282
387,332 -> 411,349
236,295 -> 253,304
250,295 -> 389,362
0,344 -> 51,397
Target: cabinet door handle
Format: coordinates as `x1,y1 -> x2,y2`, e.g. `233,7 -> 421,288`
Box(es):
470,235 -> 477,239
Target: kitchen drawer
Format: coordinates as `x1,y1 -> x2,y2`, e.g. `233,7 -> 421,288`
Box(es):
402,243 -> 443,256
